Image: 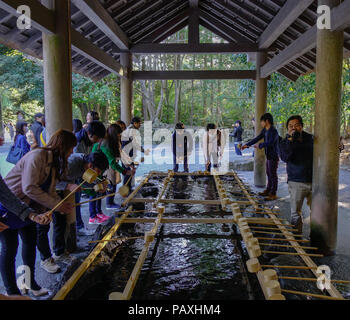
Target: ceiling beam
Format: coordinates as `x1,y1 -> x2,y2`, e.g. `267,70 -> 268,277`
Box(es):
71,29 -> 126,78
139,8 -> 190,43
71,0 -> 129,50
260,25 -> 316,78
261,0 -> 350,78
331,0 -> 350,31
0,0 -> 55,34
130,43 -> 260,54
188,0 -> 199,44
132,70 -> 257,80
0,0 -> 125,78
199,9 -> 251,43
258,0 -> 314,49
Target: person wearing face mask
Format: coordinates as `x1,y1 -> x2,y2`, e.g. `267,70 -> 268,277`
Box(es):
279,115 -> 313,234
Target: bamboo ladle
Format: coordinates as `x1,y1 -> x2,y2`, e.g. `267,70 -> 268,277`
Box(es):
46,168 -> 98,218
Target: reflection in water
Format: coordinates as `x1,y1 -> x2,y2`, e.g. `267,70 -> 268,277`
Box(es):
76,175 -> 256,300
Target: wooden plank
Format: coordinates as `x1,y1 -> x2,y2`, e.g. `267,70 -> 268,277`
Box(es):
71,29 -> 126,78
258,0 -> 314,49
0,0 -> 55,34
115,218 -> 236,224
52,206 -> 134,300
231,172 -> 344,300
122,172 -> 154,207
132,70 -> 257,80
130,198 -> 251,205
130,43 -> 260,54
71,0 -> 129,50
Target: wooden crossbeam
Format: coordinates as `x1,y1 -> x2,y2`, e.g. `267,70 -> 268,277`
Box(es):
0,0 -> 125,78
71,30 -> 126,78
261,0 -> 350,78
71,0 -> 129,50
258,0 -> 314,49
130,43 -> 260,54
132,70 -> 257,80
0,0 -> 55,34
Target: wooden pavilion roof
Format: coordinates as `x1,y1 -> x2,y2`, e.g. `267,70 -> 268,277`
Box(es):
0,0 -> 350,82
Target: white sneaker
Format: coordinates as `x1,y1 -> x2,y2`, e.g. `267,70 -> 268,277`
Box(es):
53,252 -> 76,264
40,257 -> 60,273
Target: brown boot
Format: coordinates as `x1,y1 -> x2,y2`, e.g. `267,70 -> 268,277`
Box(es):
264,194 -> 278,201
258,189 -> 270,196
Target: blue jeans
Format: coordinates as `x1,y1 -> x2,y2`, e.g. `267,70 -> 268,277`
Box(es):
89,197 -> 102,219
234,142 -> 242,156
75,191 -> 84,230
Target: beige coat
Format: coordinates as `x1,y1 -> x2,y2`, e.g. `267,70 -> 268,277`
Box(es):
5,148 -> 61,213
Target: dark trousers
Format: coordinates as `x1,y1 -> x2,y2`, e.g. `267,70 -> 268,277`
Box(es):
89,197 -> 102,219
75,191 -> 84,230
173,156 -> 189,172
36,212 -> 66,260
106,184 -> 116,205
52,212 -> 66,256
0,223 -> 40,295
266,159 -> 279,195
234,142 -> 242,156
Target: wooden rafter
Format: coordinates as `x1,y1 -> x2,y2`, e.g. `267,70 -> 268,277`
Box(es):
71,0 -> 129,50
258,0 -> 314,49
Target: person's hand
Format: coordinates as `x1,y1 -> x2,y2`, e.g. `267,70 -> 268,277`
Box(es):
0,136 -> 4,146
0,221 -> 9,232
56,202 -> 74,214
29,213 -> 51,225
253,145 -> 259,149
83,123 -> 88,129
66,184 -> 80,193
144,149 -> 151,156
126,167 -> 136,176
241,145 -> 248,150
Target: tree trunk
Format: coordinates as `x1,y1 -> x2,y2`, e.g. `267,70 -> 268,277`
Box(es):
0,100 -> 3,137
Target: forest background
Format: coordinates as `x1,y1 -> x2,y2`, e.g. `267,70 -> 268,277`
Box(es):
0,26 -> 349,138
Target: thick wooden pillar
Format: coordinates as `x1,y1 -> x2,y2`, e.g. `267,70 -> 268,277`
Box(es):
311,0 -> 344,255
120,52 -> 133,125
42,0 -> 72,140
254,52 -> 268,188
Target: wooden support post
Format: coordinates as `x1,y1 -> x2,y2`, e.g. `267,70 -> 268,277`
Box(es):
311,0 -> 344,255
41,0 -> 72,140
120,52 -> 132,126
254,52 -> 268,188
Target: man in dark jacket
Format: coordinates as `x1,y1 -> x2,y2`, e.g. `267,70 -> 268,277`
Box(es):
242,113 -> 280,201
279,115 -> 313,233
31,112 -> 45,149
232,120 -> 243,156
172,123 -> 193,172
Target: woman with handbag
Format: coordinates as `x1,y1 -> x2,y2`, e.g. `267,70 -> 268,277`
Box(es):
6,121 -> 30,165
1,130 -> 76,296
